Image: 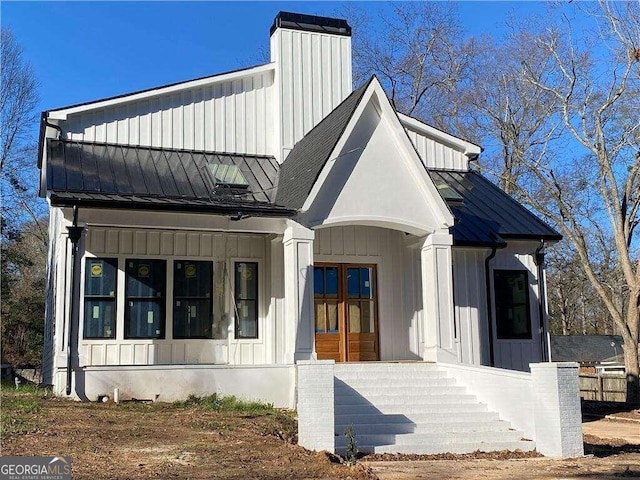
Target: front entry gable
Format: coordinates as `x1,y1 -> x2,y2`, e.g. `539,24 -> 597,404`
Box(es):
299,80 -> 453,236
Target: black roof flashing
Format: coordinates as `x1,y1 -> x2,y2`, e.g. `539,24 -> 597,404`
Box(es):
270,11 -> 351,37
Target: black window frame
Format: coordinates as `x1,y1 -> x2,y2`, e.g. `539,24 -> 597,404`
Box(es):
125,259 -> 167,340
494,269 -> 533,340
173,260 -> 214,339
234,261 -> 258,340
83,257 -> 118,339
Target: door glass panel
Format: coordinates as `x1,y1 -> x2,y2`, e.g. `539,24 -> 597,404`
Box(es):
315,302 -> 326,332
360,268 -> 372,298
361,301 -> 375,333
314,267 -> 324,297
326,267 -> 338,298
327,302 -> 338,332
348,302 -> 361,333
347,268 -> 360,298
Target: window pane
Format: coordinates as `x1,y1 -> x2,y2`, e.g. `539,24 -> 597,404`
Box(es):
126,260 -> 165,298
347,268 -> 360,298
84,299 -> 116,338
361,301 -> 375,333
234,262 -> 258,339
348,302 -> 361,333
315,302 -> 326,333
235,263 -> 257,300
174,299 -> 212,338
326,267 -> 338,298
127,299 -> 163,338
494,270 -> 532,340
85,258 -> 117,296
314,267 -> 324,297
327,302 -> 339,332
236,300 -> 257,338
360,268 -> 372,298
126,259 -> 166,339
174,261 -> 212,298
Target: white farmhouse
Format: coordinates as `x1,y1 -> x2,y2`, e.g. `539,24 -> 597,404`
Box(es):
38,12 -> 582,457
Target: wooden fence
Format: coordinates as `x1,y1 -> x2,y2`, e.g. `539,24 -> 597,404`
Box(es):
579,373 -> 626,402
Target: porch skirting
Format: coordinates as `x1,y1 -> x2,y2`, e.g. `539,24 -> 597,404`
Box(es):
53,364 -> 296,407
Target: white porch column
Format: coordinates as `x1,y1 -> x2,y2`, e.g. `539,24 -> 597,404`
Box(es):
283,221 -> 315,363
420,231 -> 458,363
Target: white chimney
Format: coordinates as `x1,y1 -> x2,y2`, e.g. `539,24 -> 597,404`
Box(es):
270,12 -> 353,162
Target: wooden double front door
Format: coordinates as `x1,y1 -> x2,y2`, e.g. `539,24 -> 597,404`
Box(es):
314,263 -> 379,362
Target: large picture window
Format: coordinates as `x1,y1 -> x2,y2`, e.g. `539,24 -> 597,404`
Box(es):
173,260 -> 213,339
83,258 -> 117,339
494,270 -> 532,340
234,262 -> 258,339
125,259 -> 166,339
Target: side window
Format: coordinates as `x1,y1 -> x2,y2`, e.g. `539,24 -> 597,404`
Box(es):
494,270 -> 532,340
173,261 -> 213,339
125,259 -> 166,339
234,262 -> 258,339
83,258 -> 117,339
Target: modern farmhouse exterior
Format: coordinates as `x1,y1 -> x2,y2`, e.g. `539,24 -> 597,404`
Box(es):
39,12 -> 582,457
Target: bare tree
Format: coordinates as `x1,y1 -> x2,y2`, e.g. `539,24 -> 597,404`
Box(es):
512,1 -> 640,401
347,3 -> 473,133
0,28 -> 45,243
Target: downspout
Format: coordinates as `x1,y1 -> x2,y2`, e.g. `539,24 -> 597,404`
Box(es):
534,240 -> 548,362
66,205 -> 84,396
484,247 -> 498,367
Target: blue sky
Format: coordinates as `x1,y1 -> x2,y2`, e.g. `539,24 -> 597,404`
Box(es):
3,1 -> 548,114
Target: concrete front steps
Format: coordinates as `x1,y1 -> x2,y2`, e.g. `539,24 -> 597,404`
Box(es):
333,363 -> 535,455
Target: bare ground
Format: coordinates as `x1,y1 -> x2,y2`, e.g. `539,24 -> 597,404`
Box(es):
2,386 -> 639,479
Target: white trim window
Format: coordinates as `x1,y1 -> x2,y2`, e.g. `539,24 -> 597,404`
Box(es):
83,258 -> 118,339
125,259 -> 167,339
234,262 -> 259,339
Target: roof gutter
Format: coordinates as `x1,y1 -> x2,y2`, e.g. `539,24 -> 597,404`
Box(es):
65,205 -> 84,396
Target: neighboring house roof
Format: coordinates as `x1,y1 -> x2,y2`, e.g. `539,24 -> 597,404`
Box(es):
550,335 -> 625,364
275,78 -> 373,210
430,170 -> 562,247
46,139 -> 294,217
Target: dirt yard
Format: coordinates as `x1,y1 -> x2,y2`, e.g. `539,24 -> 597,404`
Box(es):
2,385 -> 639,479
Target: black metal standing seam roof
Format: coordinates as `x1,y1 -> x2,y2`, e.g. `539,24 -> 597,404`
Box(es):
275,77 -> 373,210
429,170 -> 562,247
46,139 -> 295,216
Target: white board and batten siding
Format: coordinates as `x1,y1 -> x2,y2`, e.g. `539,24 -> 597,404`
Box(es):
452,245 -> 544,372
271,27 -> 352,160
313,225 -> 422,361
405,126 -> 470,171
490,243 -> 543,372
79,227 -> 269,368
452,249 -> 491,367
63,70 -> 275,156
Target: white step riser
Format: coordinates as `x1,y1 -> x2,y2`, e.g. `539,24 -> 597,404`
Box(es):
334,421 -> 512,435
335,374 -> 445,380
336,440 -> 536,455
335,386 -> 467,397
335,378 -> 456,388
334,395 -> 478,407
334,411 -> 498,425
334,403 -> 489,415
335,430 -> 525,447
